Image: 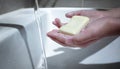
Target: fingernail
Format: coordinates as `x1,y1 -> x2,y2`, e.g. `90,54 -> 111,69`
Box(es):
81,29 -> 85,32
67,12 -> 73,16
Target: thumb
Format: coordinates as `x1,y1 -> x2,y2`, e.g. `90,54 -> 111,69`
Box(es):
65,10 -> 100,18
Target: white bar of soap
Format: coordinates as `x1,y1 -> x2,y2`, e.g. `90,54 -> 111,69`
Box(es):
59,16 -> 90,35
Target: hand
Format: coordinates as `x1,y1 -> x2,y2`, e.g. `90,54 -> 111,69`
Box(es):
47,9 -> 120,47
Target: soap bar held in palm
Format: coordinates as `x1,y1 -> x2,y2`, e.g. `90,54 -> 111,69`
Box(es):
59,16 -> 90,35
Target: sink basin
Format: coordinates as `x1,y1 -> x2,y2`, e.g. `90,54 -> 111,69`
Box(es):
0,8 -> 120,69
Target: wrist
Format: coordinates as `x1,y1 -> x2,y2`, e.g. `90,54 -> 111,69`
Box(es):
107,17 -> 120,36
108,8 -> 120,18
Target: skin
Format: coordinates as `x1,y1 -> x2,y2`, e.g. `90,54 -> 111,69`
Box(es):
47,8 -> 120,47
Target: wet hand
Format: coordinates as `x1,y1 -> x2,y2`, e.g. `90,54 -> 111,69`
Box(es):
47,10 -> 120,47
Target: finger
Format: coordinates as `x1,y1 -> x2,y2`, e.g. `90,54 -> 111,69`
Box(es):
47,29 -> 66,44
52,18 -> 61,28
53,18 -> 66,28
47,29 -> 76,47
49,36 -> 67,46
50,35 -> 76,47
65,10 -> 81,18
72,28 -> 96,45
48,34 -> 75,47
75,36 -> 98,45
77,39 -> 98,48
66,10 -> 100,18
